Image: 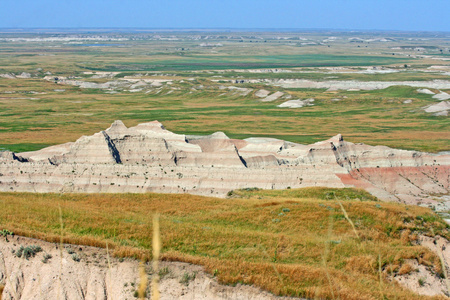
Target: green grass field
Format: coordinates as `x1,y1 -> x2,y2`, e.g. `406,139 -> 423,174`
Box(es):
0,76 -> 448,152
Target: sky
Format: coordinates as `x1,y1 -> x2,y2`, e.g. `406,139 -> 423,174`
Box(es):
1,0 -> 449,32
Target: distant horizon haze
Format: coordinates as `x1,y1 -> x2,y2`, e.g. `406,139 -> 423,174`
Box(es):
0,28 -> 449,34
1,0 -> 449,32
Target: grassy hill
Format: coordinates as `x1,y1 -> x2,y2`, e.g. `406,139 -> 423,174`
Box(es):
0,187 -> 448,299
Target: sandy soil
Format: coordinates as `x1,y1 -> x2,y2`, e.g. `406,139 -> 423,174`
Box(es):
0,235 -> 301,300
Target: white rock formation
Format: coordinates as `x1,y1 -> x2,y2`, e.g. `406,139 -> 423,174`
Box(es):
0,236 -> 299,300
255,89 -> 270,98
272,80 -> 450,91
0,73 -> 15,79
16,72 -> 31,79
0,121 -> 449,205
277,99 -> 314,108
226,86 -> 252,96
433,92 -> 450,101
417,89 -> 435,95
424,101 -> 450,115
260,91 -> 284,102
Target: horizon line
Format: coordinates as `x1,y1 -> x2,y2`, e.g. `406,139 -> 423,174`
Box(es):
0,27 -> 449,34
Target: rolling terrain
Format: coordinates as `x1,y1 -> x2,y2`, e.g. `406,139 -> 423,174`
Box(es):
1,188 -> 450,299
0,30 -> 449,299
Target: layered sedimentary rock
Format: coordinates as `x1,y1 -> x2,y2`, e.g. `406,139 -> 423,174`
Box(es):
0,120 -> 448,205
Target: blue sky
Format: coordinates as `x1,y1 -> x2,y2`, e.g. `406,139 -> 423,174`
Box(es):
1,0 -> 449,31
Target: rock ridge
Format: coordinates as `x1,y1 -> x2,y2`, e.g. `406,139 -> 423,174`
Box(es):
0,120 -> 449,206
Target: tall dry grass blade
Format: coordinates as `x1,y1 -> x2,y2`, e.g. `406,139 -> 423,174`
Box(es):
322,213 -> 336,300
259,246 -> 284,286
58,204 -> 64,300
378,254 -> 384,299
438,250 -> 450,296
106,241 -> 114,300
0,251 -> 5,300
436,242 -> 450,295
338,201 -> 359,240
430,227 -> 450,295
151,213 -> 161,300
138,262 -> 148,299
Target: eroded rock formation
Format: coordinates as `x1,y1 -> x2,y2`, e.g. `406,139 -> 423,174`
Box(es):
0,120 -> 448,205
0,235 -> 299,300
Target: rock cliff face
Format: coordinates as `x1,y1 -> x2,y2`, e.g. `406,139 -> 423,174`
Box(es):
0,120 -> 448,205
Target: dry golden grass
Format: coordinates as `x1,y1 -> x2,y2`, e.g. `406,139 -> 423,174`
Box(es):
138,262 -> 148,299
398,263 -> 413,275
151,214 -> 160,300
0,188 -> 448,299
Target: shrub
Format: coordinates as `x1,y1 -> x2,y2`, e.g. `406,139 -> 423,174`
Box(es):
179,272 -> 196,286
0,229 -> 14,237
16,245 -> 42,259
243,187 -> 260,192
42,253 -> 52,263
71,254 -> 81,262
418,278 -> 425,286
158,267 -> 171,278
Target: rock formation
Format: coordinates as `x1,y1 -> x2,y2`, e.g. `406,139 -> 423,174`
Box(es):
0,120 -> 448,205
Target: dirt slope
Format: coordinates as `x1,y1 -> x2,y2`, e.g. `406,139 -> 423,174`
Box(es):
0,235 -> 300,300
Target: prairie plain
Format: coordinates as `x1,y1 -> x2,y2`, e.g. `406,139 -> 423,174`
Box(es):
0,30 -> 449,153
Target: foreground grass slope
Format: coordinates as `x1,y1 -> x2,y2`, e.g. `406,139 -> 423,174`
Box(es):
0,188 -> 448,299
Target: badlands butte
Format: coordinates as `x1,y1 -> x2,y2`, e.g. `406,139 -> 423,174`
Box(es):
1,120 -> 448,206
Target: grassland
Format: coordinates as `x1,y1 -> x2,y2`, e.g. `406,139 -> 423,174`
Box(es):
0,188 -> 448,299
0,76 -> 448,153
0,31 -> 449,153
0,31 -> 449,299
